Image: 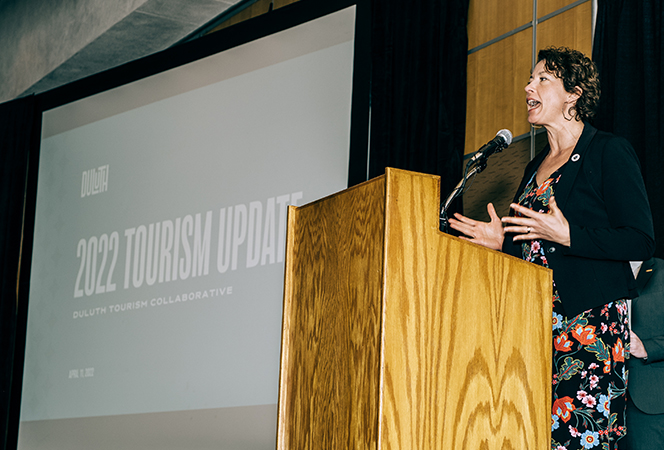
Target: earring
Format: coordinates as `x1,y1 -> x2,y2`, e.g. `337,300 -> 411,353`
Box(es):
562,103 -> 575,121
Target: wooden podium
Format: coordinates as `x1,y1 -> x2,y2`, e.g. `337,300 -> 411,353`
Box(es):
276,168 -> 552,449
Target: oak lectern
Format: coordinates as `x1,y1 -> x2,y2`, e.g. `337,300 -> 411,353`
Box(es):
277,168 -> 552,449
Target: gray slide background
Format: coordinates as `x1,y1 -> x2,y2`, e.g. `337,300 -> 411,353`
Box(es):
19,7 -> 357,449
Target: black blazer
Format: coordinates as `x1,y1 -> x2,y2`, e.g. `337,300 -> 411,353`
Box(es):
503,123 -> 655,318
628,257 -> 664,414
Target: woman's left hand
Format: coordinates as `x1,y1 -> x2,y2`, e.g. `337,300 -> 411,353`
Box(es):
501,195 -> 571,246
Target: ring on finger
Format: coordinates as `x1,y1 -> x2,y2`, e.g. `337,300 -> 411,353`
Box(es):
526,226 -> 532,234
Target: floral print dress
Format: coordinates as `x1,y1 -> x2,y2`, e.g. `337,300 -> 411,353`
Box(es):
516,167 -> 629,450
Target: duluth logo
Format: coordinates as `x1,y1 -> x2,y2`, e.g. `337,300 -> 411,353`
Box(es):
81,165 -> 110,198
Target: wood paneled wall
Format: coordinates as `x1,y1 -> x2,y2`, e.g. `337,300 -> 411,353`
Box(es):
209,0 -> 301,33
465,0 -> 593,156
467,0 -> 533,50
466,30 -> 533,156
462,0 -> 592,222
537,1 -> 592,51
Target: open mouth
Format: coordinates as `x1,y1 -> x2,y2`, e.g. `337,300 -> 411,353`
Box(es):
527,99 -> 540,110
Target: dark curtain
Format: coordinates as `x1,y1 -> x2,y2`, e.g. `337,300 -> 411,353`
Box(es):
369,0 -> 469,217
0,95 -> 40,450
593,0 -> 664,258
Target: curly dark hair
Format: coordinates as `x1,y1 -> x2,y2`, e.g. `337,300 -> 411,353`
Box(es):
537,46 -> 601,122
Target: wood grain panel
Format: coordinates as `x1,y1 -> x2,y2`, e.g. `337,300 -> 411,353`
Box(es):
278,168 -> 552,449
278,177 -> 386,450
538,0 -> 589,19
466,30 -> 532,155
274,0 -> 300,9
208,0 -> 273,32
380,169 -> 552,449
536,2 -> 592,56
468,0 -> 533,50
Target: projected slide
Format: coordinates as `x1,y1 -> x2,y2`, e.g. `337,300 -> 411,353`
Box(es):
19,6 -> 358,449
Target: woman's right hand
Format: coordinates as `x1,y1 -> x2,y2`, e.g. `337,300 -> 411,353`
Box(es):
448,203 -> 505,251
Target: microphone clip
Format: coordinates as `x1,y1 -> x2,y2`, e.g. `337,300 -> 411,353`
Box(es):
439,129 -> 512,232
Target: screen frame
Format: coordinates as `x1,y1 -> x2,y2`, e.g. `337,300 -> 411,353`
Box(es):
8,0 -> 370,447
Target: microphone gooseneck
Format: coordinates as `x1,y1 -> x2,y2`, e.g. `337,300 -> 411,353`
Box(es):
440,129 -> 513,232
468,129 -> 513,164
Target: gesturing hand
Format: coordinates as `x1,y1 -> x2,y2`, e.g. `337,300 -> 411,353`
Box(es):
501,195 -> 571,246
448,203 -> 505,251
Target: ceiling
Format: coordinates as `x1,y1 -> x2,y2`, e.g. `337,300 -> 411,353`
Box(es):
18,0 -> 252,98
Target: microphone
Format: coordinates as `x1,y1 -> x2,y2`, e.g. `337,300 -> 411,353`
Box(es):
468,129 -> 513,164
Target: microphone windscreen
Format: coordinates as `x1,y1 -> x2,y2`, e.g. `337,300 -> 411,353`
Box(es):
496,129 -> 513,146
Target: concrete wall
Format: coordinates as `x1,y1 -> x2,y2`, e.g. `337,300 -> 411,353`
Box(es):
0,0 -> 148,103
0,0 -> 242,104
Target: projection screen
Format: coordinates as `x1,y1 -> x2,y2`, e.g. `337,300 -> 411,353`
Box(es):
17,4 -> 364,449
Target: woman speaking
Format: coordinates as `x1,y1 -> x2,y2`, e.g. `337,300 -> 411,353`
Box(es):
449,47 -> 655,449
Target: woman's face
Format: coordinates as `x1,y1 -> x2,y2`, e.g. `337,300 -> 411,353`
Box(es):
525,59 -> 579,127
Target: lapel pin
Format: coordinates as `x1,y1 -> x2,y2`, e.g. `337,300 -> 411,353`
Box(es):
571,154 -> 580,162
